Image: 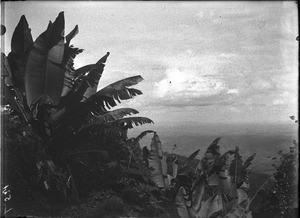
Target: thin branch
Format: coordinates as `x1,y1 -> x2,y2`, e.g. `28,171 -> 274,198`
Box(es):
248,176 -> 273,206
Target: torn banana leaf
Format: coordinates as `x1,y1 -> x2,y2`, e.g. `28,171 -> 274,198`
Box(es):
25,12 -> 65,106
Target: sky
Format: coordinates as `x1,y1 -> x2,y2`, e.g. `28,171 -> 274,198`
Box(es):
2,1 -> 298,125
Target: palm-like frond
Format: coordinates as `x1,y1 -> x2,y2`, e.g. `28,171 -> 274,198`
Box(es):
132,130 -> 155,145
114,117 -> 154,130
79,117 -> 153,140
25,12 -> 65,106
92,108 -> 139,124
73,108 -> 139,135
84,75 -> 143,113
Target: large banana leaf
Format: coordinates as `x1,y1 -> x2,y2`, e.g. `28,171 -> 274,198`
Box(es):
191,174 -> 206,212
228,148 -> 243,184
7,15 -> 33,93
182,149 -> 200,170
143,146 -> 150,167
76,52 -> 110,102
1,53 -> 20,110
242,153 -> 256,170
236,188 -> 249,205
25,12 -> 65,106
219,150 -> 235,195
65,25 -> 78,47
205,137 -> 222,157
225,201 -> 252,218
220,167 -> 232,195
149,132 -> 165,187
198,194 -> 223,218
84,75 -> 143,113
114,117 -> 154,130
88,108 -> 139,125
78,117 -> 153,140
1,53 -> 29,121
189,149 -> 201,160
61,25 -> 82,97
132,130 -> 155,145
175,186 -> 195,218
162,152 -> 169,188
229,151 -> 255,187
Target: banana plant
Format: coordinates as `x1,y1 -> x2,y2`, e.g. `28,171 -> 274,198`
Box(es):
147,132 -> 170,188
2,12 -> 154,199
124,130 -> 155,182
175,138 -> 255,218
2,12 -> 153,144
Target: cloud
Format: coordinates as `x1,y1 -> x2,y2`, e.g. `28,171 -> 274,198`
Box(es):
149,50 -> 242,107
154,68 -> 226,98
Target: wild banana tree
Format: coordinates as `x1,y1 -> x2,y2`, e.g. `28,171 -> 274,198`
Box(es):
2,11 -> 153,149
2,12 -> 153,198
146,132 -> 170,188
175,137 -> 255,218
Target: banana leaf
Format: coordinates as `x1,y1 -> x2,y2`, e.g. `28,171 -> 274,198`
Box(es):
61,24 -> 82,97
182,149 -> 201,170
172,159 -> 179,178
7,15 -> 33,93
143,146 -> 150,167
225,202 -> 252,218
84,75 -> 143,113
87,108 -> 139,125
77,52 -> 110,102
236,188 -> 249,205
205,137 -> 222,157
115,117 -> 154,130
191,174 -> 206,211
25,12 -> 65,106
242,153 -> 256,171
133,130 -> 155,145
198,194 -> 223,218
65,25 -> 78,47
208,174 -> 220,186
220,167 -> 232,195
176,186 -> 196,218
162,152 -> 169,188
189,149 -> 200,160
149,132 -> 164,187
1,53 -> 28,120
229,148 -> 243,184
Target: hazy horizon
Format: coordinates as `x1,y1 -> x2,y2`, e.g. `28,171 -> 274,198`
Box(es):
129,121 -> 297,174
